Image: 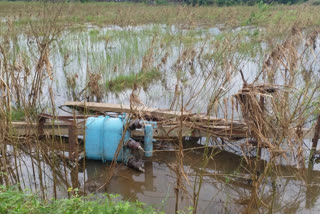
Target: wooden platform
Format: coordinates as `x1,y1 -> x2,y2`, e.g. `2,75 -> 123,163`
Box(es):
8,101 -> 316,140
11,121 -> 247,139
11,118 -> 315,140
63,101 -> 242,124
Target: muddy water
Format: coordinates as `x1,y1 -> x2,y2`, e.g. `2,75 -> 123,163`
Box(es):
78,139 -> 320,213
4,138 -> 320,213
104,150 -> 246,213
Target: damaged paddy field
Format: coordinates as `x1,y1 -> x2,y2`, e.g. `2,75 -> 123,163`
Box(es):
1,1 -> 320,213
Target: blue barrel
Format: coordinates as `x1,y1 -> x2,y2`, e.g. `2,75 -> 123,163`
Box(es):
85,116 -> 130,162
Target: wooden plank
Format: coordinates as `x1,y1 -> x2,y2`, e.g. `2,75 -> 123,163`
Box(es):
11,121 -> 315,139
11,122 -> 84,136
63,101 -> 191,119
132,126 -> 315,139
63,101 -> 240,125
12,121 -> 246,139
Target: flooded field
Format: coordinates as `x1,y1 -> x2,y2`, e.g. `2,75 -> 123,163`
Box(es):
1,2 -> 320,214
7,23 -> 320,117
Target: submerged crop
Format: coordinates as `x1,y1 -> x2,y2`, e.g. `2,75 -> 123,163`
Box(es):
106,69 -> 162,93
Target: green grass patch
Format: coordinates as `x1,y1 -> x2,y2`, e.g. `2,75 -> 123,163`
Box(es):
106,69 -> 162,93
11,107 -> 25,121
1,2 -> 320,34
0,185 -> 162,214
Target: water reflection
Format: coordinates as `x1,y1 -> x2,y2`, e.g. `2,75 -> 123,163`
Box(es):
3,139 -> 320,213
80,142 -> 320,213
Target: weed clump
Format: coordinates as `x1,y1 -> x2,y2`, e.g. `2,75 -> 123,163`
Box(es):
106,69 -> 162,93
10,107 -> 24,121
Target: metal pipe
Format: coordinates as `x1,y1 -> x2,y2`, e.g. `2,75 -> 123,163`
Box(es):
126,139 -> 143,151
129,119 -> 142,130
144,124 -> 153,157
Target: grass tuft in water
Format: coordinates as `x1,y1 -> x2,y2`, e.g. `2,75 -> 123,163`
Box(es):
106,69 -> 162,93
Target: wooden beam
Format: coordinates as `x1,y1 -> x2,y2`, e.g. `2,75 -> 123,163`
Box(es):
11,121 -> 315,139
63,101 -> 192,119
62,101 -> 243,125
11,122 -> 84,136
131,126 -> 315,139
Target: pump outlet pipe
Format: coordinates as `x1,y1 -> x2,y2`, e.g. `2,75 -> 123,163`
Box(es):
144,124 -> 153,157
